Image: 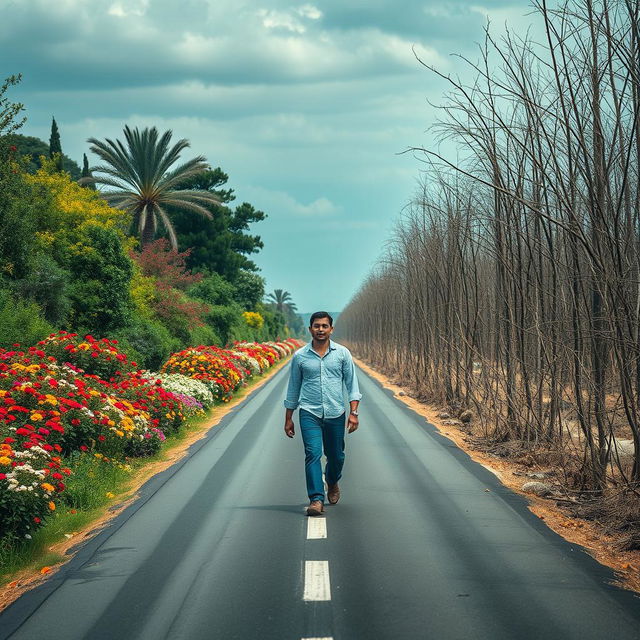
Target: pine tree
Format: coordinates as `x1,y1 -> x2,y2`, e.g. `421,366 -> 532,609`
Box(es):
49,116 -> 63,171
81,153 -> 95,189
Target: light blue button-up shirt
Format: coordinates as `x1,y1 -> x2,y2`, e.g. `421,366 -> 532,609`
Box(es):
284,340 -> 362,419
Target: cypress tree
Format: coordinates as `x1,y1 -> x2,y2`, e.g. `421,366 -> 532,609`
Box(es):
49,116 -> 63,171
81,153 -> 96,189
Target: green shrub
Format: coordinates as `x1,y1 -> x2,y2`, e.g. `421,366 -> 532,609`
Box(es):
187,323 -> 221,348
0,289 -> 53,348
112,319 -> 180,371
66,225 -> 134,334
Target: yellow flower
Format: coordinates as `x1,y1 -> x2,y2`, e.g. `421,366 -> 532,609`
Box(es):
45,394 -> 58,406
42,483 -> 55,492
115,430 -> 125,437
31,413 -> 44,422
0,456 -> 12,465
106,492 -> 115,499
77,342 -> 90,350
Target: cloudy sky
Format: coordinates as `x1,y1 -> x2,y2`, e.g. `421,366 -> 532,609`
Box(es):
0,0 -> 532,312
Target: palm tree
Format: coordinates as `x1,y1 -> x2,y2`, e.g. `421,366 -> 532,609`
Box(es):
81,125 -> 220,249
267,289 -> 293,314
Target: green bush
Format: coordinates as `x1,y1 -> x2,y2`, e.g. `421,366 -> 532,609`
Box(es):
112,318 -> 180,371
0,288 -> 53,348
188,323 -> 221,348
66,225 -> 134,333
14,253 -> 71,326
204,304 -> 242,345
189,272 -> 235,306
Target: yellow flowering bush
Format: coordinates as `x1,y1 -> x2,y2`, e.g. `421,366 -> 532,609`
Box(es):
242,311 -> 264,330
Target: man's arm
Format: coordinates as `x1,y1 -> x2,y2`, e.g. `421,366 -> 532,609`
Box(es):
284,408 -> 295,438
284,355 -> 301,438
343,350 -> 362,433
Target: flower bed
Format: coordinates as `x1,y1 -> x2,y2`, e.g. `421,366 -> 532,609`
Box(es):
0,335 -> 302,545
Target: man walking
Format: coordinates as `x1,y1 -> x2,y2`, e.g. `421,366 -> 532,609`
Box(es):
284,311 -> 362,516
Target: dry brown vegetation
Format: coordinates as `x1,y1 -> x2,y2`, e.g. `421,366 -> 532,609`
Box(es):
337,0 -> 640,547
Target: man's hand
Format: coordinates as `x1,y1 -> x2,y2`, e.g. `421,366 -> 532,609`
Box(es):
284,418 -> 295,438
347,414 -> 359,433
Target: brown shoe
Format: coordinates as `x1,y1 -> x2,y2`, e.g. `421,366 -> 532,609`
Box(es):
307,500 -> 324,516
327,483 -> 340,505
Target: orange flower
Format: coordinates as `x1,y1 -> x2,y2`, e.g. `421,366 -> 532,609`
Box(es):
41,482 -> 55,492
40,566 -> 51,574
48,501 -> 56,511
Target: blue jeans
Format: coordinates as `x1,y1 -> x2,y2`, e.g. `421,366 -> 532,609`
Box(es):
299,409 -> 346,503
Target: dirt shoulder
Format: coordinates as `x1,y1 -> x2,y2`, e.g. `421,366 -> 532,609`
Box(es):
0,358 -> 290,612
355,357 -> 640,594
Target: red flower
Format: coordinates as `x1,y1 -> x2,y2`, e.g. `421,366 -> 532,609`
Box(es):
34,516 -> 41,523
0,473 -> 6,480
80,445 -> 88,451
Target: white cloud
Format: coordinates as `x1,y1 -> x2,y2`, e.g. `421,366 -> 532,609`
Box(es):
259,9 -> 307,34
242,186 -> 341,217
297,4 -> 322,20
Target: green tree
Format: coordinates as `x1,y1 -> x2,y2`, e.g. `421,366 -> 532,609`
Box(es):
83,125 -> 220,249
0,74 -> 25,135
170,168 -> 265,280
234,270 -> 265,309
267,289 -> 293,313
0,134 -> 81,178
81,152 -> 95,189
0,145 -> 40,280
49,116 -> 63,171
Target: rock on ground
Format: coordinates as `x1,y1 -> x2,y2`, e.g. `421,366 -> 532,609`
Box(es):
522,481 -> 552,496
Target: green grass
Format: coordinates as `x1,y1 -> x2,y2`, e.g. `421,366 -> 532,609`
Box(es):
0,360 -> 288,585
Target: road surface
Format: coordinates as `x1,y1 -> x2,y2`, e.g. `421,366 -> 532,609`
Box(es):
2,365 -> 640,639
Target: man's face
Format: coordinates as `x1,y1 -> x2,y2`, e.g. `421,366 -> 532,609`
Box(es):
309,317 -> 333,342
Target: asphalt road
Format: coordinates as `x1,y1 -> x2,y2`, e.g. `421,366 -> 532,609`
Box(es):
2,365 -> 640,640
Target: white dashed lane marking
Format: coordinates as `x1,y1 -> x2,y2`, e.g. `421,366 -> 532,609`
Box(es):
303,560 -> 331,601
307,517 -> 327,539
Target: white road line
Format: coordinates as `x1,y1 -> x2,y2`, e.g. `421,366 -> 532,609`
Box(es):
303,560 -> 331,601
301,637 -> 333,639
307,517 -> 327,539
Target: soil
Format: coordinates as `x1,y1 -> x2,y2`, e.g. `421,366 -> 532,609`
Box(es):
0,358 -> 291,612
354,357 -> 640,595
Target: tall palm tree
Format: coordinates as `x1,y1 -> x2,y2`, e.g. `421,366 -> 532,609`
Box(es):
267,289 -> 293,314
81,125 -> 220,249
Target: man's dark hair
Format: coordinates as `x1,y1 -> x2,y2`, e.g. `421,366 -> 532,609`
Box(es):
309,311 -> 333,327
